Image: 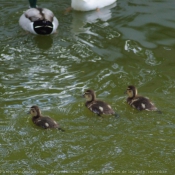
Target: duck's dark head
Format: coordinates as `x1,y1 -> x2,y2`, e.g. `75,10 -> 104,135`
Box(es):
29,105 -> 41,117
83,89 -> 96,102
126,85 -> 138,98
29,0 -> 37,8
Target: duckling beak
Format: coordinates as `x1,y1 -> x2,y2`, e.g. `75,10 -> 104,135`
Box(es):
124,90 -> 127,95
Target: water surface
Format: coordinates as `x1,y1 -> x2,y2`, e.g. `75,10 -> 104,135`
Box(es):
0,0 -> 175,174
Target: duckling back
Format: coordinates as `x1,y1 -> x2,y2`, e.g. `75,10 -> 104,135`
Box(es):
32,116 -> 57,128
127,96 -> 158,111
86,100 -> 115,116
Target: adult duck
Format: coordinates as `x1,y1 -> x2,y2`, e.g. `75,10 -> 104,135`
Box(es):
71,0 -> 117,11
19,0 -> 58,35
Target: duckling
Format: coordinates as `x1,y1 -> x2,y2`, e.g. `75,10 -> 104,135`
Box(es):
83,89 -> 115,116
126,85 -> 159,112
71,0 -> 117,11
28,105 -> 64,131
19,0 -> 58,35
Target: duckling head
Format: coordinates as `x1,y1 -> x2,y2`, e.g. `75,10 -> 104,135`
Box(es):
29,105 -> 41,117
83,89 -> 96,102
126,85 -> 138,98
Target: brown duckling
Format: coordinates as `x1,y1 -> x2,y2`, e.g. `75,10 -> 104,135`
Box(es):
83,89 -> 116,116
126,85 -> 160,112
28,105 -> 64,131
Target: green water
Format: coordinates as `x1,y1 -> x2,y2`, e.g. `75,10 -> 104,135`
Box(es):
0,0 -> 175,174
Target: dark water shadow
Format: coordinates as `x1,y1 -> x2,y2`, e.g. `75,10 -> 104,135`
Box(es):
34,35 -> 53,50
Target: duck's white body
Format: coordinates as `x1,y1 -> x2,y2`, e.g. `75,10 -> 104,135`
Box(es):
71,0 -> 116,11
19,8 -> 58,35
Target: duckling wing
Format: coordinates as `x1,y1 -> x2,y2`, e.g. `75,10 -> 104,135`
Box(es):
132,97 -> 157,111
36,116 -> 59,129
86,101 -> 115,115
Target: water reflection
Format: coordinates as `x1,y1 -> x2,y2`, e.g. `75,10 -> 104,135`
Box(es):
34,35 -> 53,50
71,2 -> 117,35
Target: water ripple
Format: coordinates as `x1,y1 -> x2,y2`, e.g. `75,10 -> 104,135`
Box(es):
0,0 -> 175,173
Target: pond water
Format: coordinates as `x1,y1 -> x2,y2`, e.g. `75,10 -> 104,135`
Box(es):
0,0 -> 175,174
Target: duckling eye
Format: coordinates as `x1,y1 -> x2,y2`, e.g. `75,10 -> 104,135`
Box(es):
31,109 -> 35,113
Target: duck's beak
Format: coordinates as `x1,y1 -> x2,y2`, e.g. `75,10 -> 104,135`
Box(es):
124,90 -> 127,95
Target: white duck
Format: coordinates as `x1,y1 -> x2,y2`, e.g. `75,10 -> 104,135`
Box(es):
19,0 -> 58,35
71,0 -> 117,11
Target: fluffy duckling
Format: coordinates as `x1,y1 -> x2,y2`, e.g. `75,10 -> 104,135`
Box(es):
71,0 -> 117,11
126,85 -> 159,112
28,105 -> 64,131
83,89 -> 115,116
19,0 -> 58,35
